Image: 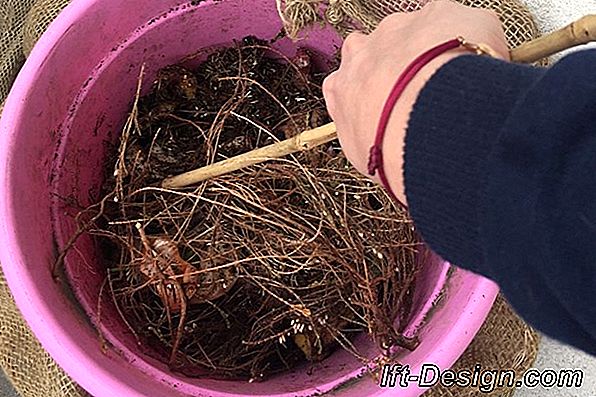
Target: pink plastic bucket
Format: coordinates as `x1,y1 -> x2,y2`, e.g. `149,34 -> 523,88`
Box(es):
0,0 -> 499,396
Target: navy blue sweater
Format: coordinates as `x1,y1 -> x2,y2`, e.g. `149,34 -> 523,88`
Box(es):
405,50 -> 596,355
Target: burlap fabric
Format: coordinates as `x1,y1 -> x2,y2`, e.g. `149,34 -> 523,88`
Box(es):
0,0 -> 37,101
0,271 -> 86,397
427,295 -> 540,397
0,0 -> 69,102
0,0 -> 540,396
279,0 -> 540,49
22,0 -> 71,56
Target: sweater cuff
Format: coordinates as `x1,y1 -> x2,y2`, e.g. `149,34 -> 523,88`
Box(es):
404,55 -> 545,275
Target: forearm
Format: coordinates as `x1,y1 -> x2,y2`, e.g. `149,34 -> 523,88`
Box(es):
405,50 -> 596,354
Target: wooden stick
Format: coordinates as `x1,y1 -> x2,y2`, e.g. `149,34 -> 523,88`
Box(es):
162,15 -> 596,189
162,123 -> 336,188
510,15 -> 596,63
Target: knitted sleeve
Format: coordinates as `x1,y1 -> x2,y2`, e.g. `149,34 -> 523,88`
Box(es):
404,50 -> 596,355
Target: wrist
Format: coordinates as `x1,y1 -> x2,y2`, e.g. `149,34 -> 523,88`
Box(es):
380,52 -> 465,205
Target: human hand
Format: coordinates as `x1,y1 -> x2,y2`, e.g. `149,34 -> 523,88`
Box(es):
323,0 -> 509,205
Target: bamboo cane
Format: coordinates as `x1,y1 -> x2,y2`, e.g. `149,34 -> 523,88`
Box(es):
163,123 -> 337,188
162,14 -> 596,189
509,14 -> 596,63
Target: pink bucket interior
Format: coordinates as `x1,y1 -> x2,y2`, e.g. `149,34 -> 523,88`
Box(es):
0,1 -> 499,396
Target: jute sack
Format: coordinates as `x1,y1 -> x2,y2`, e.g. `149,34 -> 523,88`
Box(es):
278,0 -> 541,50
1,0 -> 539,396
0,271 -> 87,397
428,295 -> 539,396
22,0 -> 71,56
0,0 -> 37,101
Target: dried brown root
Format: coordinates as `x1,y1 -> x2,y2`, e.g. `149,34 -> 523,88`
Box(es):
67,38 -> 423,380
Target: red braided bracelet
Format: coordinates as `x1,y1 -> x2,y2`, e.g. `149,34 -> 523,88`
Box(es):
367,37 -> 495,205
